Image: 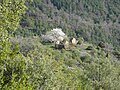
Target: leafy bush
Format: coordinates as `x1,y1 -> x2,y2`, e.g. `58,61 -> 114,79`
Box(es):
0,0 -> 32,89
0,0 -> 120,90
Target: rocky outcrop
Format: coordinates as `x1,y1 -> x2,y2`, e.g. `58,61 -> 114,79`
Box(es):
55,40 -> 69,49
42,29 -> 84,50
70,38 -> 78,46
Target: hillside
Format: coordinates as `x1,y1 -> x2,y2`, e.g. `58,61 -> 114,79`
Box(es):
0,0 -> 120,90
9,34 -> 120,90
15,0 -> 120,51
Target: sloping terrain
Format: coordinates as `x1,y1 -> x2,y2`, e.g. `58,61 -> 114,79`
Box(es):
10,35 -> 120,90
15,0 -> 120,51
1,1 -> 120,89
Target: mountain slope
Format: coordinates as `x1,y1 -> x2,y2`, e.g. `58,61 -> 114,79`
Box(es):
1,0 -> 120,89
15,0 -> 120,51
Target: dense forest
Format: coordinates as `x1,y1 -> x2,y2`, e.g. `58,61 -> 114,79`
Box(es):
15,0 -> 120,51
0,0 -> 120,90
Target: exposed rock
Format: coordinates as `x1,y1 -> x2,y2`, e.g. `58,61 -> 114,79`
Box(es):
55,41 -> 61,49
70,38 -> 78,46
64,40 -> 69,49
55,40 -> 60,44
55,40 -> 69,49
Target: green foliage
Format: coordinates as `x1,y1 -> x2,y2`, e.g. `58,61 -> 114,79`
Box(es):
78,37 -> 84,45
27,46 -> 83,89
0,0 -> 120,90
14,0 -> 120,51
12,36 -> 120,90
86,46 -> 94,50
81,53 -> 120,90
0,0 -> 27,32
0,54 -> 33,90
0,0 -> 32,89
